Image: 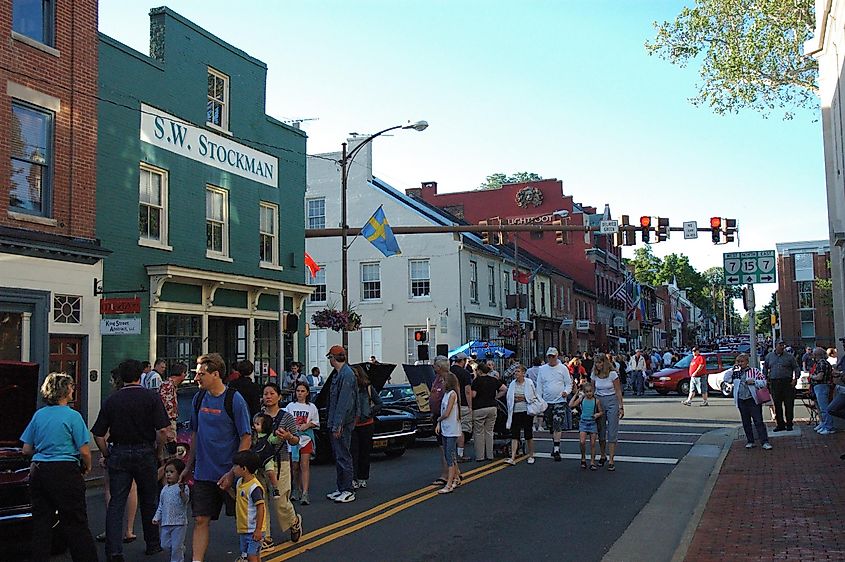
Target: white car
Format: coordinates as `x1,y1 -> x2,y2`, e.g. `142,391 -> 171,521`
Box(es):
708,367 -> 735,397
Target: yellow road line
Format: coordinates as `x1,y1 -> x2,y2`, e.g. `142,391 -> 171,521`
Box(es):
267,457 -> 521,561
261,458 -> 506,557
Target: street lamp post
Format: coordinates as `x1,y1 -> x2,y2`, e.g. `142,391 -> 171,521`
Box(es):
339,121 -> 428,350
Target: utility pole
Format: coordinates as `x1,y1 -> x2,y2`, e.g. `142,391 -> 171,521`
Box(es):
514,234 -> 521,362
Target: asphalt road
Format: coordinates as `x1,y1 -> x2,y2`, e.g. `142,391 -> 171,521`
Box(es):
33,392 -> 809,561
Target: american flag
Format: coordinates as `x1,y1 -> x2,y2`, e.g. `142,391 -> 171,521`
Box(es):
610,272 -> 635,308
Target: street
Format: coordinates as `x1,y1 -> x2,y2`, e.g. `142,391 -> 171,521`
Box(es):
35,391 -> 799,562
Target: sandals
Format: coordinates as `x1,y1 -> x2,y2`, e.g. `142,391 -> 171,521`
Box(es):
598,457 -> 607,467
590,464 -> 598,471
607,463 -> 616,471
505,458 -> 516,465
431,478 -> 447,486
580,461 -> 587,470
437,484 -> 455,494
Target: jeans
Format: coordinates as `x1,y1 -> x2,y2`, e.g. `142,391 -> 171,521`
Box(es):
472,406 -> 497,460
106,444 -> 160,557
631,371 -> 644,395
160,524 -> 187,562
769,378 -> 795,428
29,461 -> 97,562
814,384 -> 834,431
351,423 -> 375,481
737,397 -> 769,444
827,385 -> 845,420
330,423 -> 354,492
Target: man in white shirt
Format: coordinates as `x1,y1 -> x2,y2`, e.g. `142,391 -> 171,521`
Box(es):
663,349 -> 674,369
628,350 -> 647,396
535,347 -> 572,462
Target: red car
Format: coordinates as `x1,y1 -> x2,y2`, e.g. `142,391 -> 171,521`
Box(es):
649,352 -> 739,396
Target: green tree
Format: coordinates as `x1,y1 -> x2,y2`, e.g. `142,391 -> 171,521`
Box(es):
624,246 -> 662,285
755,291 -> 777,334
478,172 -> 543,190
645,0 -> 817,119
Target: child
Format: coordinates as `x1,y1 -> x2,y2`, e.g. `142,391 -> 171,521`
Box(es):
284,382 -> 319,505
569,383 -> 603,470
434,373 -> 462,494
231,450 -> 269,562
152,458 -> 190,562
251,413 -> 280,498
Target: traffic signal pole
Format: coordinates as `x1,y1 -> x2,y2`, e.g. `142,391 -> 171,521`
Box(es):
305,224 -> 733,237
746,284 -> 759,368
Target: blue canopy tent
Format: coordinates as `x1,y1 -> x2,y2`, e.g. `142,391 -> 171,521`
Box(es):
448,340 -> 515,359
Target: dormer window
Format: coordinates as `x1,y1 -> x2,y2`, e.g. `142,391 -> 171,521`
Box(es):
207,67 -> 229,131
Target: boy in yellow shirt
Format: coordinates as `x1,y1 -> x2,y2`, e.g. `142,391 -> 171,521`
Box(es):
231,451 -> 269,561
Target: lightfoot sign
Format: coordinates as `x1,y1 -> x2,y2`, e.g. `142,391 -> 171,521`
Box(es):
140,104 -> 278,187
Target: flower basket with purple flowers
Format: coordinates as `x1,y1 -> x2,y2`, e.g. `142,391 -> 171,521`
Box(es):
312,308 -> 362,332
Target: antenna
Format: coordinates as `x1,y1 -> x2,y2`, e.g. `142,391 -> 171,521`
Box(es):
282,117 -> 319,129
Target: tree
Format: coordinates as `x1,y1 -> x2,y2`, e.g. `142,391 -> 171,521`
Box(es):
645,0 -> 817,119
625,246 -> 662,285
478,172 -> 543,190
755,292 -> 777,335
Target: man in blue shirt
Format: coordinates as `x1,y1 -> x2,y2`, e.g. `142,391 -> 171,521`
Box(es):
325,345 -> 358,503
180,353 -> 251,562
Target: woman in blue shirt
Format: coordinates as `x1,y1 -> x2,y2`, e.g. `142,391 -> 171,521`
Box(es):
20,372 -> 97,561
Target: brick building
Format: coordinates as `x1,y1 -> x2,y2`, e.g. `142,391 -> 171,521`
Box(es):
412,178 -> 626,352
775,240 -> 835,348
0,0 -> 108,422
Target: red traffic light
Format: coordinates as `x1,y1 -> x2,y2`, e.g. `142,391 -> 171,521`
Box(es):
414,330 -> 427,342
639,216 -> 651,228
710,217 -> 722,229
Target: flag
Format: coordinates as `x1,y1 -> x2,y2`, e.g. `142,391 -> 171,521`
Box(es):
512,270 -> 531,284
361,206 -> 401,257
304,252 -> 320,278
675,310 -> 684,322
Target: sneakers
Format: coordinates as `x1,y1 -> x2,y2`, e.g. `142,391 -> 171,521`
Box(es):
358,479 -> 367,489
352,480 -> 360,490
682,401 -> 691,406
814,424 -> 823,432
261,536 -> 274,549
819,428 -> 835,435
300,491 -> 310,505
290,514 -> 303,543
504,457 -> 516,465
762,442 -> 773,450
552,450 -> 561,462
334,491 -> 356,503
745,442 -> 755,449
326,490 -> 341,500
527,456 -> 535,464
701,401 -> 709,407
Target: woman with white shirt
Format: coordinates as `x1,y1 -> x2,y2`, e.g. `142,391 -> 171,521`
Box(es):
505,365 -> 538,465
591,355 -> 624,471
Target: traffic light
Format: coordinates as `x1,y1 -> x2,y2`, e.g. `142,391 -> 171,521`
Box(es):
722,218 -> 736,244
710,217 -> 722,244
656,217 -> 669,243
479,218 -> 503,245
414,330 -> 427,342
621,215 -> 636,246
479,219 -> 490,245
553,217 -> 564,244
639,216 -> 651,244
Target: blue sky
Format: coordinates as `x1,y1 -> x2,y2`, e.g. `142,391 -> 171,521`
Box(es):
100,1 -> 827,304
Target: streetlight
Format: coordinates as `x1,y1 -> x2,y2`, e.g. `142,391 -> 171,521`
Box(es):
340,121 -> 428,349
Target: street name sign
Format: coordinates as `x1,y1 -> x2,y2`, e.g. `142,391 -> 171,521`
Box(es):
723,250 -> 776,285
599,220 -> 619,234
683,221 -> 698,239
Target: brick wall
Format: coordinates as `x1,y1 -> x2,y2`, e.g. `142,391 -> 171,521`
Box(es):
777,251 -> 835,347
0,0 -> 98,240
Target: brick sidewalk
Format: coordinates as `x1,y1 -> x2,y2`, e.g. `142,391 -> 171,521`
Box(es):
685,425 -> 845,561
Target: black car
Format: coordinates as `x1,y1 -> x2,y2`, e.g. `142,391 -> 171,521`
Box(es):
379,383 -> 435,439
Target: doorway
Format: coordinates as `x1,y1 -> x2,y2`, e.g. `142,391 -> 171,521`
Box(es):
207,316 -> 247,374
49,336 -> 84,412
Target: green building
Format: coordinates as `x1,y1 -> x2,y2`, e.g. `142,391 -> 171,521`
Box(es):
97,7 -> 311,384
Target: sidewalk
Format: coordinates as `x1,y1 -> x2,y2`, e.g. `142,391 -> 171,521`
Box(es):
685,423 -> 845,561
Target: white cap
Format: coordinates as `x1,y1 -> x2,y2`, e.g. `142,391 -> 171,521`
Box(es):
546,347 -> 559,356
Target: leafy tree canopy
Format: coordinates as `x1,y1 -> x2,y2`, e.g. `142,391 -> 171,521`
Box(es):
478,172 -> 543,190
645,0 -> 818,119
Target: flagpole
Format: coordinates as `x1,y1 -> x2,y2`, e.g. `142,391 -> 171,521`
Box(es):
341,141 -> 350,349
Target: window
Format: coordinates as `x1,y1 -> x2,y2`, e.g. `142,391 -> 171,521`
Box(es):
469,261 -> 478,302
488,265 -> 496,305
138,164 -> 168,246
259,202 -> 278,266
207,67 -> 229,130
307,328 -> 328,378
308,265 -> 326,302
156,313 -> 202,369
362,327 -> 382,361
503,270 -> 511,296
407,326 -> 430,363
794,253 -> 814,282
409,259 -> 431,298
206,186 -> 228,258
797,281 -> 814,309
0,312 -> 23,361
540,282 -> 546,314
10,102 -> 52,216
800,310 -> 815,338
361,263 -> 381,300
306,198 -> 326,229
13,0 -> 53,46
53,294 -> 81,324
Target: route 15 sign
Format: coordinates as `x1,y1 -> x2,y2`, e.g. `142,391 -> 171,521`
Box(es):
723,250 -> 776,286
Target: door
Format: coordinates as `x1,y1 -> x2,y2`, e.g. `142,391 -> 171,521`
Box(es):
49,336 -> 83,411
207,316 -> 247,374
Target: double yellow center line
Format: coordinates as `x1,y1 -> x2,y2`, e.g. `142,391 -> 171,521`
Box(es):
264,457 -> 522,560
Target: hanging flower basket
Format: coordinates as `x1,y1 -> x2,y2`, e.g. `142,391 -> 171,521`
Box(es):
312,308 -> 361,332
499,317 -> 525,339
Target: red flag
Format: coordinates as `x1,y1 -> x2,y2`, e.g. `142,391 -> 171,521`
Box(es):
304,252 -> 320,278
512,270 -> 530,284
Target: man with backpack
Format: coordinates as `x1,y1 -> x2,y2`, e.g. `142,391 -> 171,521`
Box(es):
180,353 -> 251,562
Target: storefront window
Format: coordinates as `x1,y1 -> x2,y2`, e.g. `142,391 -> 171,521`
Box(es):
156,313 -> 202,371
254,319 -> 279,385
0,312 -> 23,361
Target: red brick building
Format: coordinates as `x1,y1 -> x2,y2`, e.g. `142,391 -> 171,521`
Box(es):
0,0 -> 107,422
410,179 -> 627,352
775,241 -> 834,348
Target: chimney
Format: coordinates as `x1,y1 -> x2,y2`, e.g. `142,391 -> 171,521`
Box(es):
421,181 -> 438,193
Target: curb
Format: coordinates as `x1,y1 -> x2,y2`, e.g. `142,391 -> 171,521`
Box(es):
602,425 -> 738,562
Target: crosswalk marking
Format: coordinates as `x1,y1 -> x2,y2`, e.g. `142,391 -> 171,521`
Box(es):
532,452 -> 678,465
532,437 -> 695,446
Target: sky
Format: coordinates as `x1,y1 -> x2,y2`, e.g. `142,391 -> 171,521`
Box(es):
99,0 -> 828,307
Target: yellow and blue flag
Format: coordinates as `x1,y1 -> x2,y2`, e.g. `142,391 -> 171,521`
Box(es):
361,206 -> 401,257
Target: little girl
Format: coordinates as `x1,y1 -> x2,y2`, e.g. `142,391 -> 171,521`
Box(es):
435,373 -> 462,494
252,413 -> 280,497
569,382 -> 603,470
152,458 -> 190,562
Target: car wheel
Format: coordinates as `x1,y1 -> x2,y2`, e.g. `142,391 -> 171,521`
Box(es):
655,389 -> 669,396
384,447 -> 406,458
720,382 -> 732,398
678,379 -> 690,396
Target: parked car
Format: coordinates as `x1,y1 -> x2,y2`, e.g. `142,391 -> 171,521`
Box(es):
649,351 -> 739,396
0,361 -> 65,556
379,383 -> 435,439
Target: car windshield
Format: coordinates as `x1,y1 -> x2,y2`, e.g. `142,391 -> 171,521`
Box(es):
379,386 -> 416,402
673,354 -> 693,368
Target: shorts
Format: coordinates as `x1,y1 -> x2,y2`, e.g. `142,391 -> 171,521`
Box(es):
442,436 -> 458,467
544,402 -> 569,433
239,532 -> 263,556
690,376 -> 706,394
291,440 -> 313,462
191,480 -> 235,520
460,405 -> 472,434
579,418 -> 598,434
509,411 -> 534,440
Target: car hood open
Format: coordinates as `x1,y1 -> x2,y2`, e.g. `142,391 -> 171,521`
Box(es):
0,361 -> 39,446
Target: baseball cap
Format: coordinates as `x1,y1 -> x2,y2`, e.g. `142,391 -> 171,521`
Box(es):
326,345 -> 346,358
453,352 -> 469,360
546,347 -> 559,356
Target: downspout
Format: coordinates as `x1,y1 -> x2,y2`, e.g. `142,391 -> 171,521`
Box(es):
457,241 -> 464,343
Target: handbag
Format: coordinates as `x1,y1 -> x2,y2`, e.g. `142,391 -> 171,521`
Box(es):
527,396 -> 548,416
753,386 -> 772,405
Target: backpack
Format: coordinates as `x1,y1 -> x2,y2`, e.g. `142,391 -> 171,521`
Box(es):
193,387 -> 238,438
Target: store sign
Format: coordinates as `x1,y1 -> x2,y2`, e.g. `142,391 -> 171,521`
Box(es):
101,317 -> 141,335
504,213 -> 557,225
560,318 -> 574,329
100,297 -> 141,315
576,320 -> 590,332
140,104 -> 278,187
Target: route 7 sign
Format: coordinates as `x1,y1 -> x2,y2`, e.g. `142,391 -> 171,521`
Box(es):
723,250 -> 776,285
